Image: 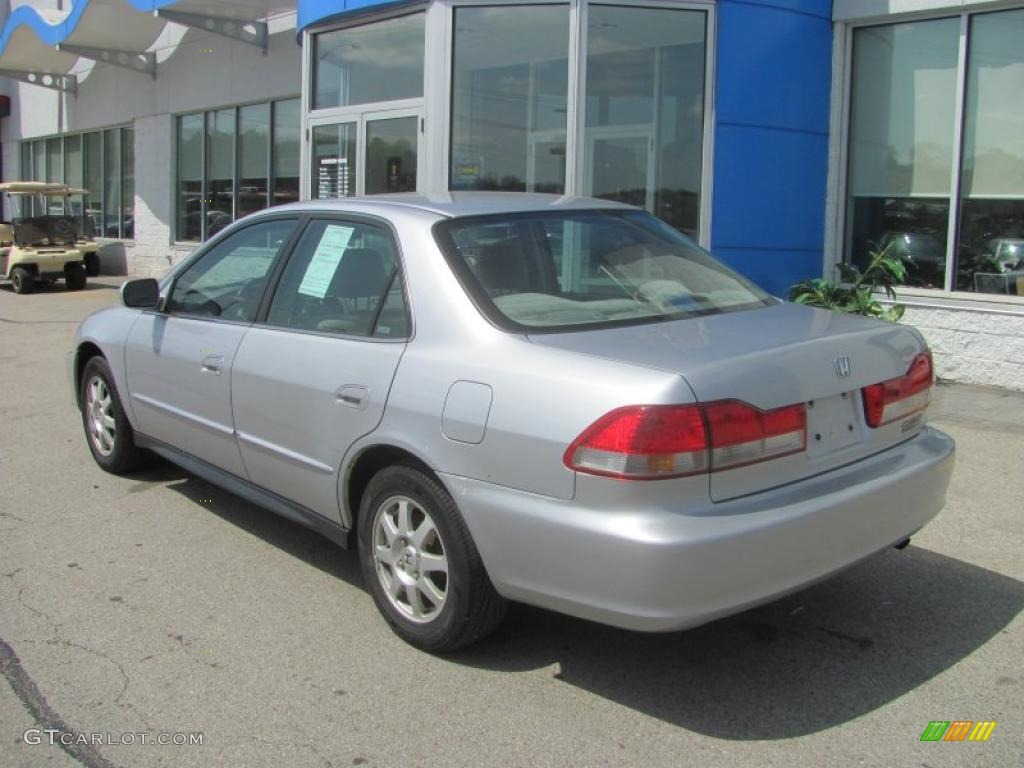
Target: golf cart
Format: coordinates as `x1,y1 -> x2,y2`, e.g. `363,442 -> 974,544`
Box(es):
0,182 -> 86,294
54,186 -> 102,276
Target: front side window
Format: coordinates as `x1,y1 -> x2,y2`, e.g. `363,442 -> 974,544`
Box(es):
435,210 -> 772,332
313,14 -> 425,110
167,218 -> 297,322
266,219 -> 405,337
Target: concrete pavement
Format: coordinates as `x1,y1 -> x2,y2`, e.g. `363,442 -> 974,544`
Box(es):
1,278 -> 1021,768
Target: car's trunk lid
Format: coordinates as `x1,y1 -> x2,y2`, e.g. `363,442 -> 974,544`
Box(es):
530,302 -> 929,501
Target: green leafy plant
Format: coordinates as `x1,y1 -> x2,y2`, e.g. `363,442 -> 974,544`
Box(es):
789,242 -> 909,322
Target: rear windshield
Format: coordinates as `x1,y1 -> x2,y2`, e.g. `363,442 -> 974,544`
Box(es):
434,210 -> 774,332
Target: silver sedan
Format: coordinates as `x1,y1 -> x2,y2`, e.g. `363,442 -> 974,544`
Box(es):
69,193 -> 955,652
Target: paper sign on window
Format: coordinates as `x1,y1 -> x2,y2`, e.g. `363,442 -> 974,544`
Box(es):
298,224 -> 355,298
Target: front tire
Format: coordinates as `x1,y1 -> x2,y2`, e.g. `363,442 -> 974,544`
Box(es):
358,464 -> 506,653
11,266 -> 34,294
80,356 -> 146,474
65,262 -> 87,291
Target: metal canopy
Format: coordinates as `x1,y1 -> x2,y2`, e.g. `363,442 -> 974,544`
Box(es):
0,1 -> 295,88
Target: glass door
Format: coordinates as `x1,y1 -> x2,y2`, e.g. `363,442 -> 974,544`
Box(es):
365,114 -> 419,194
311,122 -> 357,200
308,109 -> 421,199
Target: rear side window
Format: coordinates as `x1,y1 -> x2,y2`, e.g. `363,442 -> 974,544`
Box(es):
266,219 -> 407,338
434,210 -> 773,332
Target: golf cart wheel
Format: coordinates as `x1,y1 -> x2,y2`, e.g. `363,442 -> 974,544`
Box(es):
65,262 -> 87,291
84,252 -> 100,277
11,266 -> 34,294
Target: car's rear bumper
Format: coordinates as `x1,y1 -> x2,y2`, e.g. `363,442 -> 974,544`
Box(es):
441,426 -> 955,632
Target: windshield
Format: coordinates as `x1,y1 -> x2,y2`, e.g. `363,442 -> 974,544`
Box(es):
434,210 -> 774,332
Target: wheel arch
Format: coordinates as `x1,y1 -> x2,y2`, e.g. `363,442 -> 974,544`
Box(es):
342,443 -> 438,531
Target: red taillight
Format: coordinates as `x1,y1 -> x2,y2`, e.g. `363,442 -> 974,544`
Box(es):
565,400 -> 808,480
862,352 -> 933,428
563,404 -> 708,480
704,400 -> 807,471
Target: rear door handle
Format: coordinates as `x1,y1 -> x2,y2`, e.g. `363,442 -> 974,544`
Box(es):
201,355 -> 223,375
336,385 -> 369,409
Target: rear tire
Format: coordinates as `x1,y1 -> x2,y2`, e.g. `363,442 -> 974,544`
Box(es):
84,252 -> 100,277
80,356 -> 147,474
358,464 -> 506,653
65,262 -> 87,291
11,266 -> 34,294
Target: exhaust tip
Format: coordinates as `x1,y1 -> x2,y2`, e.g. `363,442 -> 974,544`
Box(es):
894,538 -> 911,550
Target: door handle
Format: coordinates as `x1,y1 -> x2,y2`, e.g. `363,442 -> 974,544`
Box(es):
201,355 -> 223,375
336,385 -> 369,410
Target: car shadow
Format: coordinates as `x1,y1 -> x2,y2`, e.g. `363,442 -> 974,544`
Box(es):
136,462 -> 1023,740
133,461 -> 364,588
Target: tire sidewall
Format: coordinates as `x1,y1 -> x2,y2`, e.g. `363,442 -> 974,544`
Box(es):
357,466 -> 473,651
12,268 -> 32,294
80,357 -> 134,472
65,263 -> 87,291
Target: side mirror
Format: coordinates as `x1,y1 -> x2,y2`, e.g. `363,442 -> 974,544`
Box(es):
121,278 -> 160,309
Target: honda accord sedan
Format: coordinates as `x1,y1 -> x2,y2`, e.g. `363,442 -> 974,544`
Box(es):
69,193 -> 955,652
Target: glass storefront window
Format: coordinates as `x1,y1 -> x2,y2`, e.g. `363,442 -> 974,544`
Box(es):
313,13 -> 425,109
207,109 -> 235,237
956,9 -> 1024,295
176,98 -> 301,241
273,99 -> 301,207
83,132 -> 103,236
583,4 -> 706,237
847,19 -> 959,290
366,116 -> 418,194
178,114 -> 204,242
33,140 -> 45,183
239,103 -> 271,217
104,129 -> 122,237
122,128 -> 135,239
450,5 -> 570,193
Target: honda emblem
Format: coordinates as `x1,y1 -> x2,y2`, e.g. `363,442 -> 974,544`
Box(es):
834,356 -> 851,378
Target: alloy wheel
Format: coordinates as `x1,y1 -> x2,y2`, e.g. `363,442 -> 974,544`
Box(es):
86,375 -> 116,456
372,495 -> 449,623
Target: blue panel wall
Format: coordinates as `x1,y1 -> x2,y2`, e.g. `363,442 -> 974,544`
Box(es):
711,0 -> 833,297
298,0 -> 407,32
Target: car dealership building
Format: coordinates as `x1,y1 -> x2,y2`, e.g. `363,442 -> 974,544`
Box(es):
1,0 -> 1021,388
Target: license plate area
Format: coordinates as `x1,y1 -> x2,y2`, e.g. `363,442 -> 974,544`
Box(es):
806,391 -> 862,458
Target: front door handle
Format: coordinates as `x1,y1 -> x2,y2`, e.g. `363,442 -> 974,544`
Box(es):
201,355 -> 223,375
336,385 -> 369,410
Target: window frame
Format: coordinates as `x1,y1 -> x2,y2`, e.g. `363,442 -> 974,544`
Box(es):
831,7 -> 1024,309
257,212 -> 413,342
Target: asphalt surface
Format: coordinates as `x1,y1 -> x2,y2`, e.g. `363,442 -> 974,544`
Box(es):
1,277 -> 1022,768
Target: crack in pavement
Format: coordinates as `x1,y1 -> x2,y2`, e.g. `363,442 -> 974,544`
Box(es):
6,572 -> 155,732
0,636 -> 123,768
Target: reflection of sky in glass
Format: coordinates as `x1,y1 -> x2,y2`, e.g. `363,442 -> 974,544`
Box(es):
314,14 -> 425,108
